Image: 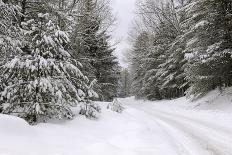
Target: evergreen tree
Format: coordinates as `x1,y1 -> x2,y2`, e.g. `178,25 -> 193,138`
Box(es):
70,0 -> 120,101
118,68 -> 132,98
0,0 -> 23,112
0,0 -> 22,64
0,13 -> 97,124
131,1 -> 189,100
130,32 -> 150,99
184,0 -> 232,98
94,32 -> 120,101
154,1 -> 189,99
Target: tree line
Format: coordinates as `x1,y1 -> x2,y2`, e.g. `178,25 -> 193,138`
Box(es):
129,0 -> 232,100
0,0 -> 120,124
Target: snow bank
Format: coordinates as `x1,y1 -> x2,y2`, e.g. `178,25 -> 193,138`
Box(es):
191,87 -> 232,112
123,87 -> 232,112
0,88 -> 232,155
0,114 -> 31,134
0,103 -> 148,155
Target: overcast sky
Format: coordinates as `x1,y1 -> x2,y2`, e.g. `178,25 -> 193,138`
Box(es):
111,0 -> 137,68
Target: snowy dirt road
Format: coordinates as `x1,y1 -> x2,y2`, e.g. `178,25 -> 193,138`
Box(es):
1,94 -> 232,155
121,97 -> 232,155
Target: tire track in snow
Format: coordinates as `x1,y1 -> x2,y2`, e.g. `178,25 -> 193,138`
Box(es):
132,105 -> 232,155
124,108 -> 204,155
154,119 -> 213,155
149,106 -> 232,135
152,113 -> 226,155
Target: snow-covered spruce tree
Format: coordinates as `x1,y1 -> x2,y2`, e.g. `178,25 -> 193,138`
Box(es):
154,1 -> 189,99
118,68 -> 132,98
130,32 -> 151,99
0,13 -> 99,124
0,0 -> 23,113
142,38 -> 166,100
93,32 -> 120,101
79,79 -> 101,118
70,0 -> 101,81
70,0 -> 120,101
0,0 -> 22,65
184,0 -> 232,98
131,0 -> 188,100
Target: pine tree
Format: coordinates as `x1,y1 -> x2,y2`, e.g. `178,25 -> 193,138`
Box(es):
131,1 -> 188,100
154,1 -> 189,99
130,32 -> 153,99
118,68 -> 132,98
184,0 -> 232,98
0,0 -> 23,112
0,13 -> 96,124
142,37 -> 166,100
0,0 -> 22,64
94,32 -> 120,101
70,0 -> 120,101
70,0 -> 99,80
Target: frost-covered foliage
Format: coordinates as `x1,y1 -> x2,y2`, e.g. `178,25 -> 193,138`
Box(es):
70,0 -> 120,101
79,80 -> 101,118
118,68 -> 132,98
184,0 -> 232,98
130,1 -> 188,100
0,13 -> 99,124
129,0 -> 232,100
0,1 -> 22,64
0,0 -> 119,124
0,1 -> 23,113
107,98 -> 124,113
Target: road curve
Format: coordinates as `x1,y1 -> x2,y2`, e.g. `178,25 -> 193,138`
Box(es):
126,102 -> 232,155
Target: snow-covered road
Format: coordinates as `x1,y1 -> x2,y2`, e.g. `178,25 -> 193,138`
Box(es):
1,91 -> 232,155
124,98 -> 232,155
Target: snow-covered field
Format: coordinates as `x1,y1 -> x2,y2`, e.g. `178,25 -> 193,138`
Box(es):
1,88 -> 232,155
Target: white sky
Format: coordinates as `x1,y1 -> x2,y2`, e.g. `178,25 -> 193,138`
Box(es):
111,0 -> 137,68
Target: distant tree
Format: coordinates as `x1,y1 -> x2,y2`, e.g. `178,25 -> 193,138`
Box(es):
130,32 -> 151,99
130,0 -> 189,100
118,68 -> 132,98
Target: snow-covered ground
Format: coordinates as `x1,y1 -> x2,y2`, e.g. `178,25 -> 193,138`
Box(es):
1,88 -> 232,155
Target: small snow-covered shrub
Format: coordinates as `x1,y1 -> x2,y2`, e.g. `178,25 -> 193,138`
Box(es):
107,99 -> 124,113
79,79 -> 101,118
79,101 -> 101,119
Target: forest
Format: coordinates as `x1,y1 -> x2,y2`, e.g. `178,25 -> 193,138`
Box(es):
128,0 -> 232,100
0,0 -> 120,124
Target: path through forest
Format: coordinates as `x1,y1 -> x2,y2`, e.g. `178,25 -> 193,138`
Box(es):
1,95 -> 232,155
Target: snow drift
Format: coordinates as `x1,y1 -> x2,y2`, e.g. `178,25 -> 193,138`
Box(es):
0,88 -> 232,155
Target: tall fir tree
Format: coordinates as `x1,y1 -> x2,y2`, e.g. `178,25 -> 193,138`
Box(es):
0,0 -> 22,64
94,32 -> 120,101
118,68 -> 132,98
0,13 -> 98,124
184,0 -> 232,98
0,0 -> 23,112
130,32 -> 151,99
70,0 -> 120,101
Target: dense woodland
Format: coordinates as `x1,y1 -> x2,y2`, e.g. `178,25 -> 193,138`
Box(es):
129,0 -> 232,100
0,0 -> 120,124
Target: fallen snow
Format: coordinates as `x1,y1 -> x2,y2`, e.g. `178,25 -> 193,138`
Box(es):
1,88 -> 232,155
